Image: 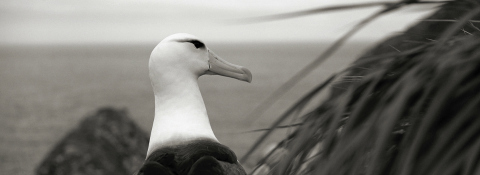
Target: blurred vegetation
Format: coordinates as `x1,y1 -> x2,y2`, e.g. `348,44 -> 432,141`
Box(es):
246,0 -> 480,174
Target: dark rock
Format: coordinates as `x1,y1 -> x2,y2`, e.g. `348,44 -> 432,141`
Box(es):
36,107 -> 149,175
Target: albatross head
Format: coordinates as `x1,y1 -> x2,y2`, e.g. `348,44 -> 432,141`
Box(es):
145,33 -> 252,155
149,33 -> 252,85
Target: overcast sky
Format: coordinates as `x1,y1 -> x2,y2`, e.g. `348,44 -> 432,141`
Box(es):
0,0 -> 439,44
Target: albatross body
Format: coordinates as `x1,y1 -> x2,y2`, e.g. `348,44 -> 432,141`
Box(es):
136,33 -> 251,175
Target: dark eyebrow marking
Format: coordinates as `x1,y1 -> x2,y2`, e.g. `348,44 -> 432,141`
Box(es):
179,39 -> 205,49
188,40 -> 205,49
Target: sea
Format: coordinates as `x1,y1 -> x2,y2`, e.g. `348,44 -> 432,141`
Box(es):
0,41 -> 374,174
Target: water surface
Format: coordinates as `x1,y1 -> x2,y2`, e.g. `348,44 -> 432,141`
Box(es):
0,41 -> 373,174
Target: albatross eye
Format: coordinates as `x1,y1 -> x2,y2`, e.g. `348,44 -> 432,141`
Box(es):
189,40 -> 205,49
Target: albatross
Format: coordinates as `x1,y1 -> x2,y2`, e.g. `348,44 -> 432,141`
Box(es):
136,33 -> 251,175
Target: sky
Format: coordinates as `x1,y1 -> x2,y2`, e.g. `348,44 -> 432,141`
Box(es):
0,0 -> 440,44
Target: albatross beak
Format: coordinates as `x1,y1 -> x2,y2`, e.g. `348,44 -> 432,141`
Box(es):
207,49 -> 252,83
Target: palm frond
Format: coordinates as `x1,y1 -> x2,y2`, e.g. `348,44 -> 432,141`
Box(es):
245,0 -> 409,124
248,1 -> 480,175
237,1 -> 450,24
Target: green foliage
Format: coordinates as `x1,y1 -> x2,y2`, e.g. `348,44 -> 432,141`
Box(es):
246,1 -> 480,174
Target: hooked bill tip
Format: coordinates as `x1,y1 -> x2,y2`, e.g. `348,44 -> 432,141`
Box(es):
241,67 -> 252,83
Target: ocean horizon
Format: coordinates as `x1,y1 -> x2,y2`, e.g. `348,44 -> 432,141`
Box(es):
0,40 -> 376,174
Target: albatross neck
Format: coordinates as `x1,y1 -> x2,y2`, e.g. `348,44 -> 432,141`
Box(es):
147,74 -> 218,156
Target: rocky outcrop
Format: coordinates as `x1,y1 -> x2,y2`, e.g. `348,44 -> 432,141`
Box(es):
36,107 -> 149,175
